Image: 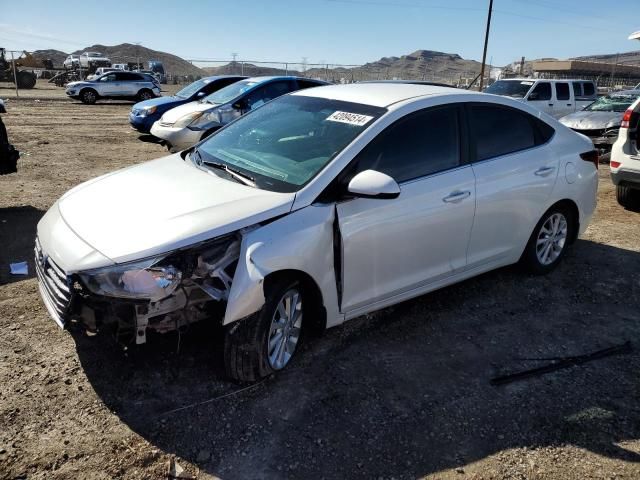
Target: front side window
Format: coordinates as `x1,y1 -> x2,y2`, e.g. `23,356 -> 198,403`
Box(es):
244,81 -> 294,110
203,79 -> 260,105
99,73 -> 116,82
555,83 -> 570,100
176,79 -> 210,98
470,105 -> 537,161
351,106 -> 460,183
197,95 -> 385,192
528,82 -> 551,101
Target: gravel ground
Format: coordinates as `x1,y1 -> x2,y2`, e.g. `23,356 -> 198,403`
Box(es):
1,82 -> 640,480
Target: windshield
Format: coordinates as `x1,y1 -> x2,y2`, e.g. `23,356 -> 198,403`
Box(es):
203,79 -> 259,105
584,94 -> 639,112
485,80 -> 534,98
196,95 -> 386,192
176,79 -> 210,99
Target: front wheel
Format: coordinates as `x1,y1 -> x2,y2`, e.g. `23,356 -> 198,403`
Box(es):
520,206 -> 575,275
224,278 -> 304,382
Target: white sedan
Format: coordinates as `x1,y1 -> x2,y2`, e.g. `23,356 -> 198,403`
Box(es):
36,83 -> 598,381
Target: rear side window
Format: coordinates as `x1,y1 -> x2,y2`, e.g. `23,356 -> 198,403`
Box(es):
582,82 -> 595,97
556,83 -> 570,100
352,106 -> 460,183
469,105 -> 545,161
572,82 -> 583,98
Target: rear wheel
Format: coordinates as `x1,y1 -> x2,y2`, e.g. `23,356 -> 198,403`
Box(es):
616,185 -> 640,210
520,206 -> 575,275
224,278 -> 304,382
80,88 -> 97,104
137,89 -> 154,101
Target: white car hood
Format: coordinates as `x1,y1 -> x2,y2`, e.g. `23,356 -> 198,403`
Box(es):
160,101 -> 219,124
57,154 -> 295,264
559,110 -> 623,130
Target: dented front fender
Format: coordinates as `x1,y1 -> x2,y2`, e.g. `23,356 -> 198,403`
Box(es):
224,204 -> 342,328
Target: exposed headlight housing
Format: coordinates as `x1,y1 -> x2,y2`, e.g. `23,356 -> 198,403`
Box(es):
143,105 -> 157,115
190,109 -> 221,129
174,111 -> 205,128
79,257 -> 182,302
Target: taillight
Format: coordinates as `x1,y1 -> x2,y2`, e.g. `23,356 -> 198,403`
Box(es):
610,160 -> 621,168
580,150 -> 599,169
621,108 -> 633,128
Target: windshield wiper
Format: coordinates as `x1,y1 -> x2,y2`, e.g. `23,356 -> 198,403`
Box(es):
202,160 -> 256,187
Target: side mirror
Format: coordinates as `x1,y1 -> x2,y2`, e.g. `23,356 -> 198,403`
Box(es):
347,170 -> 400,199
528,92 -> 539,101
196,91 -> 206,97
232,101 -> 245,110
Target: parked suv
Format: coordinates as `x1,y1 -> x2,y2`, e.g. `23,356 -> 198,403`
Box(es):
610,97 -> 640,209
485,79 -> 598,118
150,76 -> 328,151
65,71 -> 161,104
130,76 -> 246,134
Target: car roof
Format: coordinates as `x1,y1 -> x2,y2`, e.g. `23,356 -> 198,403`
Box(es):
499,78 -> 595,83
242,75 -> 328,84
292,82 -> 471,107
201,75 -> 248,82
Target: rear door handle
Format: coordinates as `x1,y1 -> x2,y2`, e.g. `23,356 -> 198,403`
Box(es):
534,166 -> 556,177
442,190 -> 471,203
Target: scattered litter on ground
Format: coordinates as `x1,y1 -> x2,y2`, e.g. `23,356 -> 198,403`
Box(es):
167,457 -> 194,479
9,261 -> 28,275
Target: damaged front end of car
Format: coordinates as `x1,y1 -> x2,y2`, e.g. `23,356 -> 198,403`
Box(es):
41,233 -> 246,344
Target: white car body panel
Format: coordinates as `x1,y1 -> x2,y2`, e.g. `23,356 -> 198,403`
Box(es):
337,165 -> 476,312
158,101 -> 213,124
56,155 -> 295,264
611,98 -> 640,194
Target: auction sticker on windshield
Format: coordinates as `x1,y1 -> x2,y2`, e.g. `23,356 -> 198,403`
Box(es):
326,111 -> 374,126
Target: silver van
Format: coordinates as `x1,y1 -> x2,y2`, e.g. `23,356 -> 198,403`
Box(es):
485,79 -> 598,118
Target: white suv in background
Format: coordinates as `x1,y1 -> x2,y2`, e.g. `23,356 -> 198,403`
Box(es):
485,79 -> 598,118
610,98 -> 640,209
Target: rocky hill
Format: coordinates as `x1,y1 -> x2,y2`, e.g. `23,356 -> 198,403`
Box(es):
202,50 -> 486,84
33,43 -> 205,77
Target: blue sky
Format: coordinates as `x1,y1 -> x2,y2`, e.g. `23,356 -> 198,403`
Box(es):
1,0 -> 638,66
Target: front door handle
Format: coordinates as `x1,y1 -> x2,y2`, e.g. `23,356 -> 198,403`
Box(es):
534,166 -> 556,177
442,190 -> 471,203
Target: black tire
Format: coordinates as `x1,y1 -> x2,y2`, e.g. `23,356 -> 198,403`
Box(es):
137,89 -> 154,101
80,88 -> 98,105
16,71 -> 36,89
520,205 -> 576,275
224,278 -> 304,382
616,185 -> 640,210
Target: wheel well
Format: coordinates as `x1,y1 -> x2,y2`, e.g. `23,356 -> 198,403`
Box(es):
79,87 -> 97,95
263,269 -> 326,335
547,199 -> 580,243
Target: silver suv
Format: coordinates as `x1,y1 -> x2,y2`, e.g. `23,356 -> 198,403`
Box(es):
65,71 -> 161,104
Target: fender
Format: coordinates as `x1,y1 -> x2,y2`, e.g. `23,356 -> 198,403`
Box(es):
223,204 -> 343,327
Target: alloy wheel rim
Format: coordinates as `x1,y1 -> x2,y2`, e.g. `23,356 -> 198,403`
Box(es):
85,92 -> 95,101
267,289 -> 302,370
536,213 -> 568,265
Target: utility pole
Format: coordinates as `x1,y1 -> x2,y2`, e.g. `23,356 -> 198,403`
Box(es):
478,0 -> 493,91
232,53 -> 238,74
302,57 -> 308,73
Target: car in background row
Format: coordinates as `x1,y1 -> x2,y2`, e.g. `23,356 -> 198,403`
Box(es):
610,97 -> 640,209
35,83 -> 598,381
129,76 -> 247,133
560,90 -> 640,161
63,51 -> 111,70
151,76 -> 328,152
485,79 -> 598,118
66,71 -> 161,104
87,67 -> 120,80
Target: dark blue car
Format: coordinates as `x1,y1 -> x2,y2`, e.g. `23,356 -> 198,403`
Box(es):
129,75 -> 246,133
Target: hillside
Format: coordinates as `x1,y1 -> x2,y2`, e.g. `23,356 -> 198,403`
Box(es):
33,43 -> 205,77
202,50 -> 486,84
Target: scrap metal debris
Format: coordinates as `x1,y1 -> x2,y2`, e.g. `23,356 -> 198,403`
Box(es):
491,341 -> 632,386
167,457 -> 194,479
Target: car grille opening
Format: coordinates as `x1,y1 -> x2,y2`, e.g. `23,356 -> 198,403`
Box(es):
34,237 -> 71,328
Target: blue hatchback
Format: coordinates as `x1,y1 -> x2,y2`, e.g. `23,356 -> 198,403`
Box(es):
129,75 -> 246,133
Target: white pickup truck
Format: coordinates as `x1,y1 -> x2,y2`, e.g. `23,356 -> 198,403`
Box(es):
485,79 -> 598,118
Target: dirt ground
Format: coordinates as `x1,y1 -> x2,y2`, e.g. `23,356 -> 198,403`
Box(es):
1,81 -> 640,480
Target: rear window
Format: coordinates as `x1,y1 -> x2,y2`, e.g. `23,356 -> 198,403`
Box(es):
582,82 -> 595,97
469,104 -> 554,161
